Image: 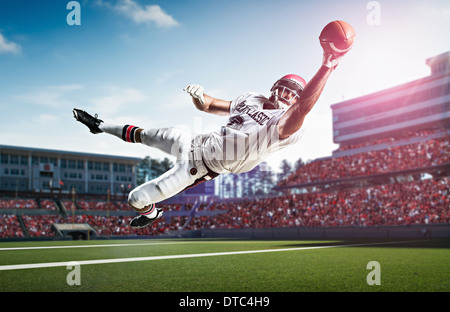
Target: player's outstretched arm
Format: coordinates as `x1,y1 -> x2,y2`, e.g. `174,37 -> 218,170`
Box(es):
277,64 -> 333,140
184,84 -> 231,116
278,20 -> 355,140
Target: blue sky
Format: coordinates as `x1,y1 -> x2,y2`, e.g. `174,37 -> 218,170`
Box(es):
0,0 -> 449,171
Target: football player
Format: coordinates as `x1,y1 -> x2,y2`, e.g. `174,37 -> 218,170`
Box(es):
73,46 -> 349,229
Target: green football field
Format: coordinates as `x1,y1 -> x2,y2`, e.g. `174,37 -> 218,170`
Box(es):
0,238 -> 448,295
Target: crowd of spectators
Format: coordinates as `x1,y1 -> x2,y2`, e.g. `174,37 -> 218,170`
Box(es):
0,198 -> 58,210
6,214 -> 189,237
0,133 -> 448,238
39,199 -> 58,210
22,215 -> 60,237
0,195 -> 197,238
0,199 -> 38,209
279,137 -> 449,186
0,214 -> 24,237
61,199 -> 186,212
0,177 -> 447,238
76,200 -> 119,211
189,178 -> 449,230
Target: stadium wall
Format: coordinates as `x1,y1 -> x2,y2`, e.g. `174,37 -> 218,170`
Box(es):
197,224 -> 450,240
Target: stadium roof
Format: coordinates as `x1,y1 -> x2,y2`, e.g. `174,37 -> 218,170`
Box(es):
0,144 -> 142,163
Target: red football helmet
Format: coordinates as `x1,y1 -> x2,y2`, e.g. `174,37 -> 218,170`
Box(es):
269,74 -> 306,109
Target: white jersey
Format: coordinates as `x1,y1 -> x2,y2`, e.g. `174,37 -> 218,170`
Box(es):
202,92 -> 300,174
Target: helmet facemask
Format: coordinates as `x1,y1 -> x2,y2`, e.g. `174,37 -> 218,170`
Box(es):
269,76 -> 305,110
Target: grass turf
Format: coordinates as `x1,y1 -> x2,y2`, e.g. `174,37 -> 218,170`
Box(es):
0,238 -> 448,292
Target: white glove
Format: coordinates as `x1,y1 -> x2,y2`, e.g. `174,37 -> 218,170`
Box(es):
322,52 -> 345,69
184,84 -> 205,106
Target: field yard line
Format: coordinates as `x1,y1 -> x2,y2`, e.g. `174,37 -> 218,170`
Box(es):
0,240 -> 423,271
0,241 -> 190,251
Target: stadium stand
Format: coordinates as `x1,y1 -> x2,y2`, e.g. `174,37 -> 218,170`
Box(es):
190,178 -> 448,229
39,199 -> 58,210
0,133 -> 448,239
0,214 -> 24,238
76,200 -> 119,211
0,194 -> 197,239
0,198 -> 38,209
278,135 -> 449,187
0,130 -> 448,239
1,52 -> 448,240
22,215 -> 61,237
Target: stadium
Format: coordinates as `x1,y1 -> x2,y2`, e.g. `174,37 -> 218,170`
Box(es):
1,51 -> 449,297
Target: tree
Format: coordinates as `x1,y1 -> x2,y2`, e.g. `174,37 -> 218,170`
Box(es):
294,158 -> 305,171
136,156 -> 174,185
259,164 -> 275,194
231,162 -> 276,197
277,159 -> 292,182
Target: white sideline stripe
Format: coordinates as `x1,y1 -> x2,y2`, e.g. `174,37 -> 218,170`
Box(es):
0,240 -> 421,271
0,242 -> 188,251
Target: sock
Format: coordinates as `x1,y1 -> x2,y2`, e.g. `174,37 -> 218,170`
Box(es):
139,203 -> 158,219
100,123 -> 141,143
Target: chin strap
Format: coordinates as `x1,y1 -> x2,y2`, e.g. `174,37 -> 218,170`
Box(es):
276,99 -> 289,110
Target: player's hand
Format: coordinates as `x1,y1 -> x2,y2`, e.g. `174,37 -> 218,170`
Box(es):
322,51 -> 345,70
184,84 -> 205,106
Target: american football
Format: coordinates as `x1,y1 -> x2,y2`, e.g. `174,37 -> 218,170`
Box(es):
319,20 -> 356,54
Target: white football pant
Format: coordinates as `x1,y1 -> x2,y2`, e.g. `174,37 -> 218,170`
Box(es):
100,124 -> 208,213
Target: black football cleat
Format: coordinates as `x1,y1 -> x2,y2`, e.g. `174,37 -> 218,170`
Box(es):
130,208 -> 164,229
73,108 -> 103,134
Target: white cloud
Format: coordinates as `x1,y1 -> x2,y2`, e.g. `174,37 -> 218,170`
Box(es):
0,33 -> 21,54
15,84 -> 83,108
88,85 -> 148,117
33,114 -> 58,125
99,0 -> 179,28
49,84 -> 83,92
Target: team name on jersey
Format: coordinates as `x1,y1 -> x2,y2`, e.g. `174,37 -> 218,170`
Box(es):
234,101 -> 270,125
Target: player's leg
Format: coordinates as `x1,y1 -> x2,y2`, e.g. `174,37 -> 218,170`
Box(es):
72,109 -> 203,229
73,109 -> 190,158
110,126 -> 195,228
128,159 -> 205,228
